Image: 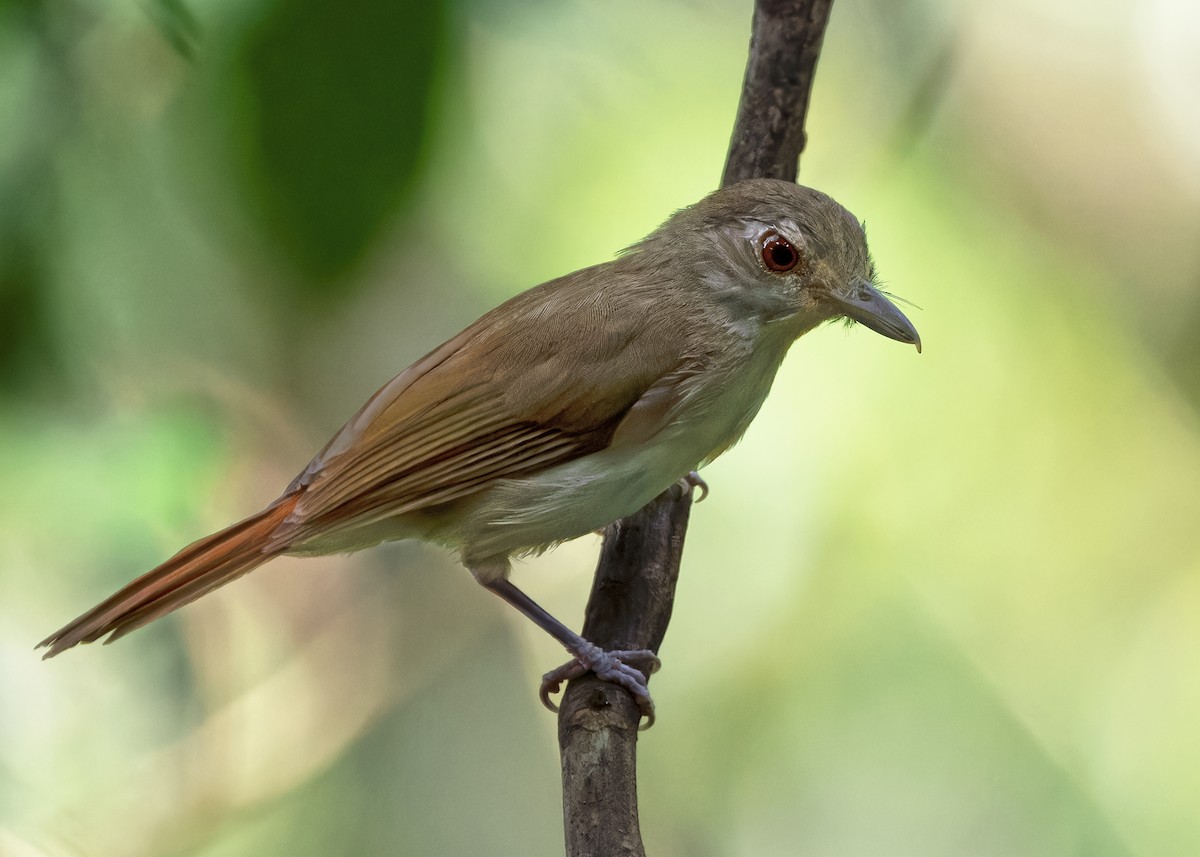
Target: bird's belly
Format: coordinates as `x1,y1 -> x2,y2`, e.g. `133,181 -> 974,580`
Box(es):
452,357 -> 781,561
450,441 -> 689,562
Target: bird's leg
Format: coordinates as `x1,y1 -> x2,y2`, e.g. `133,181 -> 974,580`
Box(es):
675,470 -> 709,502
482,577 -> 660,728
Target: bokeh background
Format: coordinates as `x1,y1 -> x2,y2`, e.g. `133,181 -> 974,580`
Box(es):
3,0 -> 1199,854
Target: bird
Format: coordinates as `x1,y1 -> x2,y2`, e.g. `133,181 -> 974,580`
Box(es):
38,178 -> 919,725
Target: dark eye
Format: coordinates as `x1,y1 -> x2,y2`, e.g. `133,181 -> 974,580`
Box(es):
760,232 -> 800,273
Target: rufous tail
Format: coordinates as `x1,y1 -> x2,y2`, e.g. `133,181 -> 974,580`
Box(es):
38,496 -> 298,658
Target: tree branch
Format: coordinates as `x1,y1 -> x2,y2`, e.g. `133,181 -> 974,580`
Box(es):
723,0 -> 834,185
557,3 -> 835,855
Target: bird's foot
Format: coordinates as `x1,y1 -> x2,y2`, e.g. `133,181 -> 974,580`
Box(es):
540,642 -> 661,729
675,470 -> 709,502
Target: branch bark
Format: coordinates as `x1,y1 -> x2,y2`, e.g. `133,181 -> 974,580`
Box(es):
557,3 -> 835,855
723,0 -> 834,185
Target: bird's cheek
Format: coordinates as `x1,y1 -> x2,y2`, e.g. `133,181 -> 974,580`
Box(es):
789,287 -> 821,316
778,289 -> 831,333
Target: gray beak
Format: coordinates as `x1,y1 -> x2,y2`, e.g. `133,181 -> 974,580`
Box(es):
830,280 -> 921,353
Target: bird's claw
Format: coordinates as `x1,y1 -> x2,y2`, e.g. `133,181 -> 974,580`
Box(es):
675,470 -> 709,502
540,642 -> 661,729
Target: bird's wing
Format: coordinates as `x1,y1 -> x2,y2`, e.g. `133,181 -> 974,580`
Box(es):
276,268 -> 692,542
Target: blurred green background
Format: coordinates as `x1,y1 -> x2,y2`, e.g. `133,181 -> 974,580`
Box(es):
3,0 -> 1199,854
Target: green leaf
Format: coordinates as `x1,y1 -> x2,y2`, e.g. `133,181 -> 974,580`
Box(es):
236,0 -> 446,288
145,0 -> 202,59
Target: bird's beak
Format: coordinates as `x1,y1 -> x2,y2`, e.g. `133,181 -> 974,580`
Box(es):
829,280 -> 921,353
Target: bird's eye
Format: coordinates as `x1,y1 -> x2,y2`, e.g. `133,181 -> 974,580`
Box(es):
760,232 -> 800,273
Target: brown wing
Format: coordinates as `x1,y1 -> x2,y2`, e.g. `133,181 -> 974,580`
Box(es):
275,265 -> 690,544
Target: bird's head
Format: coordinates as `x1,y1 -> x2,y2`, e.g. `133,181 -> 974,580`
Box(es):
640,178 -> 921,351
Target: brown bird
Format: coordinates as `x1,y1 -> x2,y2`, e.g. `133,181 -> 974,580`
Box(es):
39,179 -> 919,724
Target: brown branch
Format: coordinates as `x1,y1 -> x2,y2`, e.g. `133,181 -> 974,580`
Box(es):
557,2 -> 835,855
723,0 -> 834,185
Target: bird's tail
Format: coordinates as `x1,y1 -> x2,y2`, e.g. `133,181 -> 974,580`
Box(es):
38,496 -> 298,659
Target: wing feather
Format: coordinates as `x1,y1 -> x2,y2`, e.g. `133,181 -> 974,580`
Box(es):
275,265 -> 698,547
300,400 -> 507,515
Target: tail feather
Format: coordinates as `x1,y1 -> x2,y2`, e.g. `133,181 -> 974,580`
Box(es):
38,497 -> 298,659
